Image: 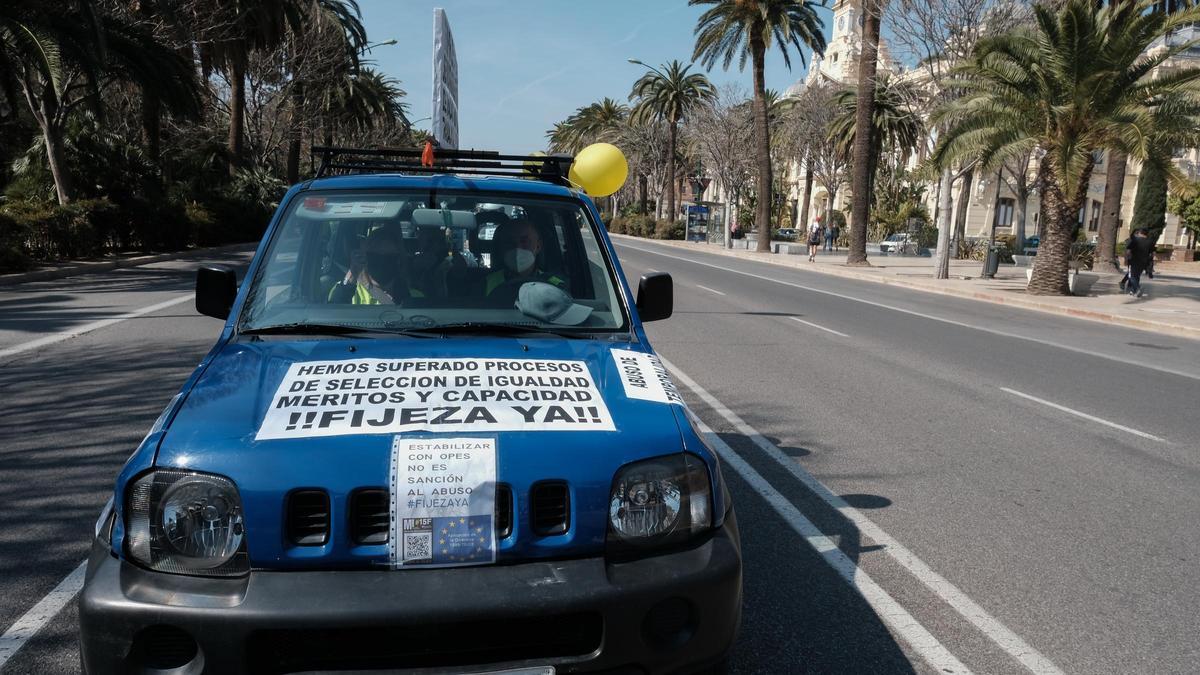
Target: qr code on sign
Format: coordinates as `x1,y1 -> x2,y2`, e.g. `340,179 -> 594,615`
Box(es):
402,532 -> 432,562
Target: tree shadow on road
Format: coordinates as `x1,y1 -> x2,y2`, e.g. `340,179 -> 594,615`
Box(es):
711,429 -> 916,673
0,335 -> 215,632
0,251 -> 251,337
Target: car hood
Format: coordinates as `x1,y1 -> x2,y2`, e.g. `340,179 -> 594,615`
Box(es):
158,336 -> 687,567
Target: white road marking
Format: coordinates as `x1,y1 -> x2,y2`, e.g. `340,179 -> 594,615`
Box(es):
790,316 -> 849,338
999,387 -> 1166,442
617,241 -> 1200,384
646,268 -> 659,272
0,560 -> 87,668
0,293 -> 193,361
695,416 -> 971,674
664,357 -> 1065,675
694,284 -> 726,296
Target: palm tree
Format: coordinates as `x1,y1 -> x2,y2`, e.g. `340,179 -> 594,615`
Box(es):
0,0 -> 201,204
629,60 -> 716,221
845,0 -> 886,265
691,0 -> 825,252
827,75 -> 924,217
547,98 -> 629,154
284,0 -> 367,184
197,0 -> 309,173
1123,0 -> 1196,256
934,0 -> 1200,295
318,66 -> 408,146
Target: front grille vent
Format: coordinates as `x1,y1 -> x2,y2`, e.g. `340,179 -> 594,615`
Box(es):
351,489 -> 389,545
287,490 -> 330,546
495,484 -> 513,539
530,481 -> 570,536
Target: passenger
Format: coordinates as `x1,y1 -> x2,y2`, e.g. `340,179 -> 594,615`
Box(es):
328,228 -> 423,305
484,219 -> 566,297
410,226 -> 455,297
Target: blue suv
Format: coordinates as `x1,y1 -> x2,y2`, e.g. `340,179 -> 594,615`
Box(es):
79,148 -> 742,674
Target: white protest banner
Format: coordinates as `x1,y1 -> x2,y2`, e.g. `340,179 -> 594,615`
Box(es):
611,348 -> 685,406
256,357 -> 614,440
389,437 -> 495,568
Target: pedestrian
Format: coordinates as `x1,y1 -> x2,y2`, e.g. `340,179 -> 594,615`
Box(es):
831,222 -> 841,252
807,215 -> 823,262
823,221 -> 834,252
1122,228 -> 1156,297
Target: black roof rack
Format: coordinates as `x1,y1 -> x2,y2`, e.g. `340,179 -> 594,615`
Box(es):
311,146 -> 575,185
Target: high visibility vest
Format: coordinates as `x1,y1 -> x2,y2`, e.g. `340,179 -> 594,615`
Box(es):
329,281 -> 425,305
484,269 -> 564,296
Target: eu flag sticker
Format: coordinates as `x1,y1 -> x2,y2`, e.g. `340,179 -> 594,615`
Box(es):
431,516 -> 494,564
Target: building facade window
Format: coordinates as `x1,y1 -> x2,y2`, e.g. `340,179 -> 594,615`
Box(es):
1088,200 -> 1102,231
994,198 -> 1015,230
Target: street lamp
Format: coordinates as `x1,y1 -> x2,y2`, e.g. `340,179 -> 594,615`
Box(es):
627,58 -> 669,80
360,39 -> 398,55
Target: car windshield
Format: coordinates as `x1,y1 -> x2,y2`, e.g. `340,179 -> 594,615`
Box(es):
240,190 -> 628,333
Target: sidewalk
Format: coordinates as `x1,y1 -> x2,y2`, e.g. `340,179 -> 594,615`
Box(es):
613,234 -> 1200,340
0,242 -> 256,286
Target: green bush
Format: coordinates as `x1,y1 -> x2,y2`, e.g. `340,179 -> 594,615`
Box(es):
917,224 -> 938,249
1071,241 -> 1095,270
0,211 -> 32,273
606,215 -> 627,235
653,219 -> 684,240
0,199 -> 112,260
188,168 -> 283,246
623,214 -> 655,238
828,209 -> 847,230
122,198 -> 192,251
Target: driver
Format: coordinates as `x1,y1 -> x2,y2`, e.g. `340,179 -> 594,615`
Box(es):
329,228 -> 424,305
484,219 -> 565,297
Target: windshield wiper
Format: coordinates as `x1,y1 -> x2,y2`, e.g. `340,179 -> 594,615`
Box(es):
401,322 -> 594,340
240,323 -> 437,337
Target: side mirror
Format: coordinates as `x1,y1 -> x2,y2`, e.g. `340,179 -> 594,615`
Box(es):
636,272 -> 673,322
196,265 -> 238,320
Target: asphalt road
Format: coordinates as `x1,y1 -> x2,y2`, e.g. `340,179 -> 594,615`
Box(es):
1,239 -> 1198,673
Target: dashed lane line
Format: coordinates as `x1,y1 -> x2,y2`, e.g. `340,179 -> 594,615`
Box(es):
789,316 -> 850,338
999,387 -> 1166,442
664,357 -> 1065,675
694,284 -> 726,296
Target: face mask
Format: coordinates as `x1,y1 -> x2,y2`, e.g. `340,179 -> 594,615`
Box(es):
367,253 -> 398,284
504,248 -> 536,273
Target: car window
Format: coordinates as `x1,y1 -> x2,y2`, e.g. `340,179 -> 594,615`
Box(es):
241,190 -> 627,332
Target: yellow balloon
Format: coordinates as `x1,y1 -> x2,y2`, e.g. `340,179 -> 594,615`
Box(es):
568,143 -> 628,197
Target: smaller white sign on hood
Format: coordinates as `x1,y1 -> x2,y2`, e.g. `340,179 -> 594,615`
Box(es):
611,349 -> 685,406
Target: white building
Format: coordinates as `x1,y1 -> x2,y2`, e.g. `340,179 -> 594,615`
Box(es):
723,1 -> 1199,250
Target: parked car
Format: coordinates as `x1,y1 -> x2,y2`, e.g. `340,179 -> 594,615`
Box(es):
775,227 -> 799,241
78,147 -> 742,674
878,232 -> 914,253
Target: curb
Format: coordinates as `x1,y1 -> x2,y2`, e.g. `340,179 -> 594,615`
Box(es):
0,243 -> 256,287
610,234 -> 1200,341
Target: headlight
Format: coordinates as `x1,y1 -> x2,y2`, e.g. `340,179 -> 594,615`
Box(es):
126,470 -> 248,576
608,454 -> 712,553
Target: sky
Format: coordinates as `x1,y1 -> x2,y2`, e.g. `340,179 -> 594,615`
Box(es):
359,0 -> 835,155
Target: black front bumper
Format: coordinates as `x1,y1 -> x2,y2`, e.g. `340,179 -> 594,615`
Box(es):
79,514 -> 741,674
